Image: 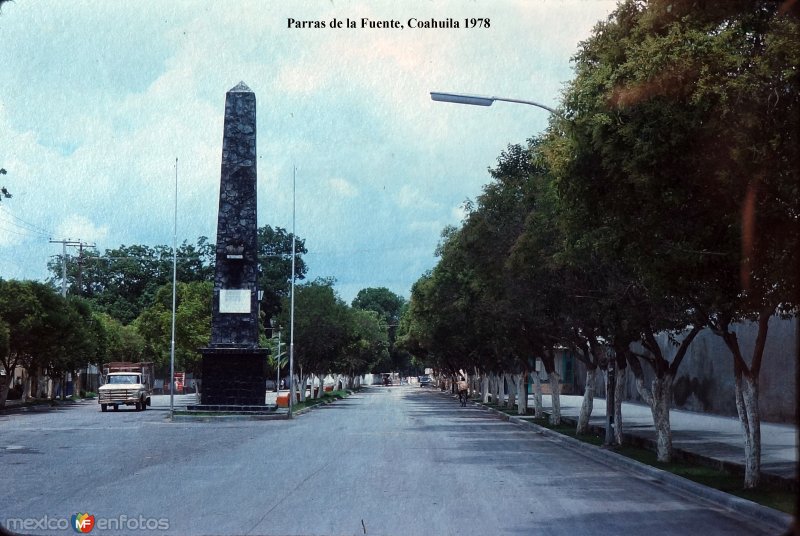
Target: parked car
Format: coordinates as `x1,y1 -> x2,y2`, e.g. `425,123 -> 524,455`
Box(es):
419,375 -> 433,387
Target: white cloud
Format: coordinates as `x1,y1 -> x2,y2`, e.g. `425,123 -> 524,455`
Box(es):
328,178 -> 359,198
451,204 -> 469,224
396,185 -> 438,210
55,215 -> 110,244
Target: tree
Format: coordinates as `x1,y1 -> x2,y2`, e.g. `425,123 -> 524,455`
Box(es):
558,0 -> 799,480
351,287 -> 406,371
257,225 -> 307,329
135,281 -> 212,375
342,308 -> 389,377
47,238 -> 215,324
275,278 -> 351,398
95,312 -> 145,364
0,280 -> 107,405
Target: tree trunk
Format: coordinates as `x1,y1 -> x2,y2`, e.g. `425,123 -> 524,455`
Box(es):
505,373 -> 516,409
515,373 -> 527,415
716,312 -> 770,490
614,365 -> 625,446
24,372 -> 32,401
299,373 -> 308,402
530,370 -> 543,418
21,368 -> 30,402
628,356 -> 673,462
0,373 -> 11,408
496,373 -> 505,407
73,370 -> 81,398
736,368 -> 761,488
481,374 -> 489,403
576,367 -> 597,435
548,370 -> 561,425
651,375 -> 673,463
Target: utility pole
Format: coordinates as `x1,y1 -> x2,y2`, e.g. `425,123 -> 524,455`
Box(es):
49,239 -> 82,297
69,241 -> 96,296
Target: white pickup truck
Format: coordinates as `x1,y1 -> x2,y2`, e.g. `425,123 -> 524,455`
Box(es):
98,362 -> 154,412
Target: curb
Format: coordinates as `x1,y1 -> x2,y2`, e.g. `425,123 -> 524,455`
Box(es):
469,398 -> 793,533
168,391 -> 356,421
171,414 -> 288,422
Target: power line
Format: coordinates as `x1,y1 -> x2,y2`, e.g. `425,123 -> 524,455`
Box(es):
0,206 -> 54,237
0,222 -> 50,239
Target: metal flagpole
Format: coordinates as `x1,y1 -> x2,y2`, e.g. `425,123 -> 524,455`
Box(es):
169,158 -> 178,421
288,165 -> 296,418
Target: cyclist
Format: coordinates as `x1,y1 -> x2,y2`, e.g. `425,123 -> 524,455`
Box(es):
457,376 -> 469,407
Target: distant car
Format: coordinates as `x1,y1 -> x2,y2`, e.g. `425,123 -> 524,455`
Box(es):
419,375 -> 433,387
383,376 -> 393,386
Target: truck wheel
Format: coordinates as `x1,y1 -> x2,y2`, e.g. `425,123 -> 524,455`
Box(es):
101,404 -> 107,412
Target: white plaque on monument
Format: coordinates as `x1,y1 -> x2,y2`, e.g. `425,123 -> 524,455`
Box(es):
219,289 -> 251,313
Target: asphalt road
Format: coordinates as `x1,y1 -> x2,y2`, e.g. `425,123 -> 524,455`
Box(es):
0,386 -> 776,536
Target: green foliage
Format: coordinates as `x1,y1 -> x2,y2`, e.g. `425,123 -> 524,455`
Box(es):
276,279 -> 350,374
351,287 -> 407,372
0,280 -> 107,406
46,238 -> 214,324
345,308 -> 389,374
562,0 -> 799,327
134,281 -> 212,374
275,279 -> 392,376
257,225 -> 308,327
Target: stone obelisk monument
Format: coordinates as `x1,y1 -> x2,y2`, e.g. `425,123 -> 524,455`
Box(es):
199,81 -> 268,406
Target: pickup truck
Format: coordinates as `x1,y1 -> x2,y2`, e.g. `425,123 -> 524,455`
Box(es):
98,362 -> 154,412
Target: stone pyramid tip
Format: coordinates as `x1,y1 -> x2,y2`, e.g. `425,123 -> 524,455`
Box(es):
230,81 -> 252,93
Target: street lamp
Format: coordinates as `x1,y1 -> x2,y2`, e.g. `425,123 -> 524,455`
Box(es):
430,91 -> 563,118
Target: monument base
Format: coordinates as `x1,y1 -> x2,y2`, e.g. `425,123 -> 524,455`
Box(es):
199,347 -> 268,406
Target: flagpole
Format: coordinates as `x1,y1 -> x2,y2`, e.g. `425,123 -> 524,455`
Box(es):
169,158 -> 178,421
288,165 -> 296,418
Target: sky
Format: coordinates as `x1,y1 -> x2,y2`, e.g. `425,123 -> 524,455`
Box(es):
0,0 -> 618,305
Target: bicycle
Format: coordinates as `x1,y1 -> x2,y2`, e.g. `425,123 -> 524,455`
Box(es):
458,390 -> 468,407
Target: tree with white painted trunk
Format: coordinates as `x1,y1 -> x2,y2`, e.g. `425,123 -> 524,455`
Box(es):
613,361 -> 626,446
626,325 -> 702,462
504,372 -> 516,409
574,337 -> 602,435
513,372 -> 527,415
540,348 -> 563,425
529,367 -> 544,418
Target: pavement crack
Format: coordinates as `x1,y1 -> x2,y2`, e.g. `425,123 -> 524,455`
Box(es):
245,445 -> 353,535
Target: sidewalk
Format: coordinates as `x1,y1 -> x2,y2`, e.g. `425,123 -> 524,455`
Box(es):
531,394 -> 797,483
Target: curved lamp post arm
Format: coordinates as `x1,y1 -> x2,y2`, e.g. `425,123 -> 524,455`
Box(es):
430,91 -> 565,119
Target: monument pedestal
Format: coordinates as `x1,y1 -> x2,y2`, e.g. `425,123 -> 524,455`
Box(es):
199,347 -> 268,406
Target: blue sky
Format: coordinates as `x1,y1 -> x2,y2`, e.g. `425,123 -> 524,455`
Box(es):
0,0 -> 617,304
